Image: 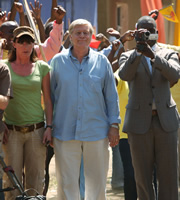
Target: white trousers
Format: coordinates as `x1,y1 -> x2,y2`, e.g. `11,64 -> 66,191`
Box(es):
54,138 -> 109,200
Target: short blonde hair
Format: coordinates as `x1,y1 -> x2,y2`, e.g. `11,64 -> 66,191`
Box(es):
69,19 -> 93,35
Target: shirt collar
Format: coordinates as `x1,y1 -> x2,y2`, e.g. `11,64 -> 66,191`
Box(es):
152,43 -> 158,51
69,46 -> 91,61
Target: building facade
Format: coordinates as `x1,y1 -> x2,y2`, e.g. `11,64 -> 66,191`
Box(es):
0,0 -> 177,48
98,0 -> 176,49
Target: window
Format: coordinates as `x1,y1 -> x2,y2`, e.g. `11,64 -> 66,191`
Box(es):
117,6 -> 121,32
116,3 -> 128,35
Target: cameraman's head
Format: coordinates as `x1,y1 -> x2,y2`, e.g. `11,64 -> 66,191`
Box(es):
136,16 -> 158,47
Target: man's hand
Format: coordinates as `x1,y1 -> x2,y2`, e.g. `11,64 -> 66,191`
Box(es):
135,29 -> 155,59
3,123 -> 9,144
120,30 -> 135,44
136,41 -> 155,59
149,9 -> 159,20
0,9 -> 7,26
111,39 -> 121,52
96,33 -> 108,42
95,33 -> 111,47
106,27 -> 120,39
53,5 -> 66,24
14,2 -> 24,14
108,126 -> 119,147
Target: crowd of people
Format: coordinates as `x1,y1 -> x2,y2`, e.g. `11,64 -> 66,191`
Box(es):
0,1 -> 180,200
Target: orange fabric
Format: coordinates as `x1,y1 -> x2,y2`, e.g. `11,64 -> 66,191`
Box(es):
140,0 -> 165,43
89,34 -> 101,49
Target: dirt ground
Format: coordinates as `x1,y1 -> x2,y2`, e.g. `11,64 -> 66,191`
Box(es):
46,148 -> 180,200
46,148 -> 125,200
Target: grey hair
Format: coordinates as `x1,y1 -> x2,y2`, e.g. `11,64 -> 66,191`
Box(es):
69,19 -> 93,35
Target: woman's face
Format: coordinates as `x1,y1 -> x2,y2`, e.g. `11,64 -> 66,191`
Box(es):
13,35 -> 34,59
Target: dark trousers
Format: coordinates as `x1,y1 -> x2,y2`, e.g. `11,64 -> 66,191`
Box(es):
119,139 -> 137,200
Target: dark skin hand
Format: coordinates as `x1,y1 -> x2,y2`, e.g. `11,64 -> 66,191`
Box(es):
136,40 -> 155,59
106,27 -> 120,39
0,9 -> 7,26
149,9 -> 159,20
120,30 -> 135,44
53,5 -> 66,24
135,29 -> 155,59
135,20 -> 157,59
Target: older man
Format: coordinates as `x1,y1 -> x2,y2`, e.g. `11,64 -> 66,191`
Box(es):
50,19 -> 120,200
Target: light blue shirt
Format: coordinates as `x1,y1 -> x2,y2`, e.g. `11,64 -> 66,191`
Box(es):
100,45 -> 112,57
50,47 -> 120,141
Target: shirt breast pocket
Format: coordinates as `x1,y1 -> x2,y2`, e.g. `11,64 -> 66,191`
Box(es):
84,75 -> 102,93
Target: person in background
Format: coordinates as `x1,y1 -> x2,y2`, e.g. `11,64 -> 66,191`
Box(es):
0,2 -> 66,61
106,30 -> 138,199
50,18 -> 120,200
119,15 -> 180,200
2,26 -> 53,200
0,21 -> 19,59
114,71 -> 137,200
0,62 -> 13,200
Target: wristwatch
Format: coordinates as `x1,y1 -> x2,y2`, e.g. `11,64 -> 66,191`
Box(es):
46,125 -> 53,130
110,124 -> 119,129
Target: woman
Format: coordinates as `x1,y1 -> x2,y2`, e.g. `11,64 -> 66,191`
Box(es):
2,26 -> 52,200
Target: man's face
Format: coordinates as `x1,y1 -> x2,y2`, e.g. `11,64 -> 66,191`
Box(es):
138,22 -> 157,47
0,23 -> 18,50
70,25 -> 92,49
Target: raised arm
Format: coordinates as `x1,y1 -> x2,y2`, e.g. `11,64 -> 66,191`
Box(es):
8,0 -> 19,21
14,2 -> 25,26
30,0 -> 45,42
45,0 -> 57,25
34,5 -> 66,61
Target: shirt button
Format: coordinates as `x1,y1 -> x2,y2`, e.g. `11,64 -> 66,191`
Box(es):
149,103 -> 152,106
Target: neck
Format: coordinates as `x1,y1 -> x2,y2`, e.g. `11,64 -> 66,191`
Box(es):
72,46 -> 89,63
15,58 -> 31,65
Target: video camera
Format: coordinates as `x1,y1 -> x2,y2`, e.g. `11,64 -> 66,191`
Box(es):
135,30 -> 158,42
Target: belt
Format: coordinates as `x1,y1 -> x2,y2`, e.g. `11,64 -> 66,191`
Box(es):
152,110 -> 158,116
6,122 -> 45,133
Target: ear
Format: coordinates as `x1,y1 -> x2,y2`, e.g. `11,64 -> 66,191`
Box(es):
12,41 -> 16,49
69,35 -> 73,44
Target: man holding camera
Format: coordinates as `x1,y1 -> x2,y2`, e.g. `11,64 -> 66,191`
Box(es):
119,16 -> 180,200
0,62 -> 12,199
